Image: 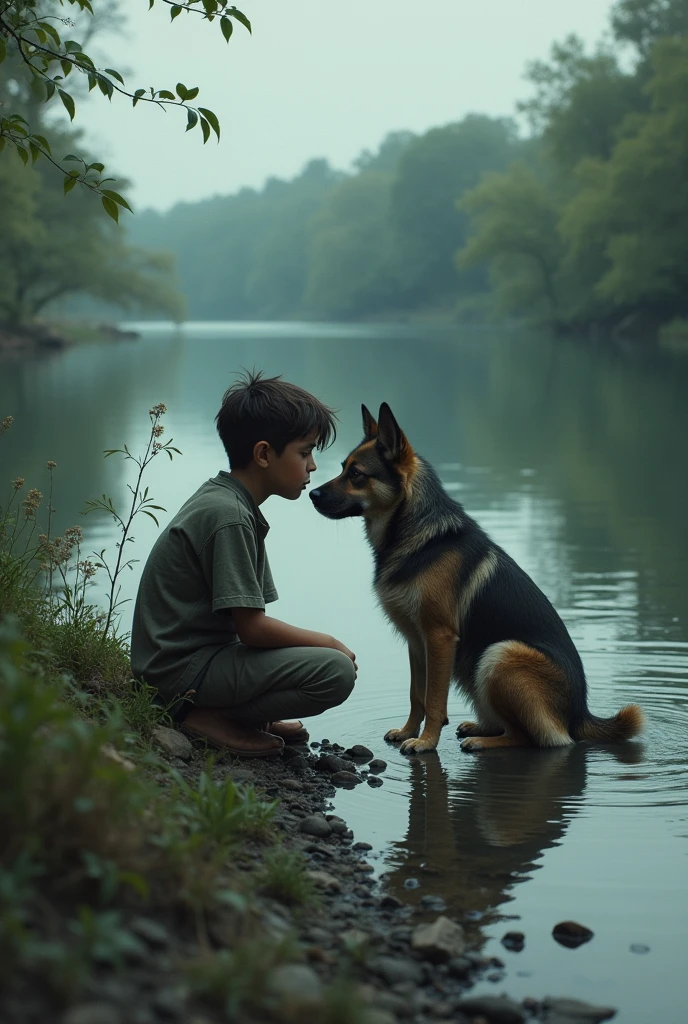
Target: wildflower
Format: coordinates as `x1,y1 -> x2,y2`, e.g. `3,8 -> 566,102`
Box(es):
47,460 -> 57,470
1,415 -> 13,436
149,402 -> 167,417
22,488 -> 42,517
12,477 -> 24,490
153,441 -> 162,453
64,525 -> 84,544
78,560 -> 98,580
152,424 -> 164,438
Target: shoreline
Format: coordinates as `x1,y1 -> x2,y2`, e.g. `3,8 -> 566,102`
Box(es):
0,321 -> 140,357
5,722 -> 616,1024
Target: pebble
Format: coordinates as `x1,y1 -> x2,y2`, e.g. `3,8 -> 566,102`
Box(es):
325,815 -> 349,834
368,758 -> 388,773
380,894 -> 404,910
367,776 -> 384,788
455,995 -> 525,1023
447,956 -> 473,979
151,726 -> 193,761
420,894 -> 447,912
315,753 -> 356,774
267,964 -> 323,1006
298,814 -> 332,838
501,930 -> 525,952
307,869 -> 341,892
630,943 -> 650,954
541,997 -> 617,1022
368,954 -> 424,986
281,779 -> 303,791
411,916 -> 466,963
354,841 -> 373,851
330,770 -> 362,786
62,1005 -> 122,1024
344,744 -> 375,761
285,754 -> 308,772
552,920 -> 594,948
403,877 -> 421,890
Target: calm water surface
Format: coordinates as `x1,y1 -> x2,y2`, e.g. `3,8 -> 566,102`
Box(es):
2,323 -> 687,1022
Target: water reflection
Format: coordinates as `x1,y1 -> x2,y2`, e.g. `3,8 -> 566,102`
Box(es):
381,741 -> 645,938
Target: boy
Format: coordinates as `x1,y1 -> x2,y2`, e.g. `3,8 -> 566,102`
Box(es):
130,371 -> 357,757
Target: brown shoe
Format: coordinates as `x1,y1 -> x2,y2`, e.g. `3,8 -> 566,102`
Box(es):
182,708 -> 284,758
266,720 -> 310,743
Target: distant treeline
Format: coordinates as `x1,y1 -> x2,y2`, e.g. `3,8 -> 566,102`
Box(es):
128,0 -> 688,337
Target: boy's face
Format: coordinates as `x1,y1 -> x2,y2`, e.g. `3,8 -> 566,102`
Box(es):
268,432 -> 318,500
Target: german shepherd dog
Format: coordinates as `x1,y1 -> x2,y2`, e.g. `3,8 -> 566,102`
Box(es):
309,403 -> 644,755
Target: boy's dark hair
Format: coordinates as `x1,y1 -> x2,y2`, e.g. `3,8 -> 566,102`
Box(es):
216,370 -> 337,468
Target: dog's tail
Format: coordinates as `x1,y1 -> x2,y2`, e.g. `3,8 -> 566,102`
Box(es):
573,704 -> 645,743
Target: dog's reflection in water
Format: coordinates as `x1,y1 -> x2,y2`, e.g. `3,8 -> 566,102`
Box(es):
381,742 -> 645,934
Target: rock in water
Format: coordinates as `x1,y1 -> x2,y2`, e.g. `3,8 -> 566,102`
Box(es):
455,996 -> 525,1023
552,920 -> 594,948
344,744 -> 375,761
542,997 -> 617,1021
411,916 -> 466,962
330,771 -> 362,786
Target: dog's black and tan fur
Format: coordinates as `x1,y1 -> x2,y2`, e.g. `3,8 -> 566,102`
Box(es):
310,403 -> 644,755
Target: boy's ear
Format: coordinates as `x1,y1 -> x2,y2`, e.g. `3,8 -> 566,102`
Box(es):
361,404 -> 378,440
376,403 -> 408,463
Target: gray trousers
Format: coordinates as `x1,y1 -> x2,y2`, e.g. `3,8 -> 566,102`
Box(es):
191,642 -> 356,725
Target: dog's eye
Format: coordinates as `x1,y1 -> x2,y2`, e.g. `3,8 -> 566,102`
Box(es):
348,466 -> 364,482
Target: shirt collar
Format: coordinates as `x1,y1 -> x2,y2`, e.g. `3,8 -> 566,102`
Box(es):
213,471 -> 270,536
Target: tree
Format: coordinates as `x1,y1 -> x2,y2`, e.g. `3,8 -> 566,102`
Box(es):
0,150 -> 184,326
304,171 -> 399,319
611,0 -> 688,56
0,0 -> 250,217
389,116 -> 518,307
459,163 -> 563,323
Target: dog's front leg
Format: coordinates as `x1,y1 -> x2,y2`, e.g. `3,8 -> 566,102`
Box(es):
400,629 -> 457,754
385,642 -> 426,744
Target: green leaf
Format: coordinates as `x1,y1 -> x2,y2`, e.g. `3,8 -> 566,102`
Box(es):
88,162 -> 105,173
141,510 -> 160,526
29,142 -> 41,164
185,86 -> 199,100
229,7 -> 251,33
58,90 -> 76,120
45,80 -> 56,101
198,107 -> 220,141
61,60 -> 73,78
33,134 -> 52,155
221,17 -> 233,42
88,73 -> 98,92
200,117 -> 210,144
98,78 -> 114,99
101,189 -> 133,214
176,82 -> 188,100
16,145 -> 29,166
104,68 -> 125,85
186,108 -> 198,132
0,138 -> 5,154
132,88 -> 146,107
64,174 -> 78,194
170,5 -> 182,20
158,90 -> 176,100
102,196 -> 119,223
63,153 -> 83,163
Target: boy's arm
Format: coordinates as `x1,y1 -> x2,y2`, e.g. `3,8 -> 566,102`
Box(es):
231,607 -> 356,665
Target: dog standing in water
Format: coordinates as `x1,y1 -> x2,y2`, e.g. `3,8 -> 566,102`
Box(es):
310,403 -> 644,755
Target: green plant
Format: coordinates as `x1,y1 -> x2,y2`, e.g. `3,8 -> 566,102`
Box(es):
258,848 -> 316,907
172,759 -> 277,846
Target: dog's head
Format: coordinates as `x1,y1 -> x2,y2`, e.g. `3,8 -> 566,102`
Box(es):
309,403 -> 417,520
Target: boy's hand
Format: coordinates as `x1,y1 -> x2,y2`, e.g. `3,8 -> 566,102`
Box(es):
329,637 -> 358,677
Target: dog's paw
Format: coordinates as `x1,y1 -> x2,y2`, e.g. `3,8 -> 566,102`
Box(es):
456,720 -> 479,738
384,727 -> 418,744
460,737 -> 486,753
400,737 -> 438,756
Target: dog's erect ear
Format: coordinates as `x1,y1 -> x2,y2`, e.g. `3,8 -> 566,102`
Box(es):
376,403 -> 408,462
361,404 -> 378,440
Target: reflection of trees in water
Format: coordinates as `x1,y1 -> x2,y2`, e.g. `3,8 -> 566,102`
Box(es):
380,743 -> 645,944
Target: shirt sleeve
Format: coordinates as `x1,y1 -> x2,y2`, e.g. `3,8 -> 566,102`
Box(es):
262,551 -> 279,604
198,524 -> 266,612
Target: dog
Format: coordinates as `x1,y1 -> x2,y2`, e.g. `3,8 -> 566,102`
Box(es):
309,403 -> 644,755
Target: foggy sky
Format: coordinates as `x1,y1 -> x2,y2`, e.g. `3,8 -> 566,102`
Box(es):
76,0 -> 617,212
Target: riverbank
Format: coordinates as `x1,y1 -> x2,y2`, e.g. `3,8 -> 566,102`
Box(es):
0,321 -> 140,357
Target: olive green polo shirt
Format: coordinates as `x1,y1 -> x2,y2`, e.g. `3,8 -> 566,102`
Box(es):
130,471 -> 278,705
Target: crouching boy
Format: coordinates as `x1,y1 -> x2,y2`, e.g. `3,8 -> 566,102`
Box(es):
131,371 -> 357,757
